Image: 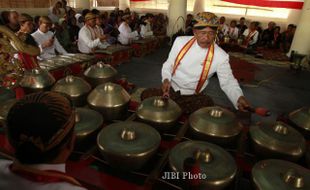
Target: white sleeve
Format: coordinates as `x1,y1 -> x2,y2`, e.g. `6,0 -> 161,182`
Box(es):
216,54 -> 243,109
161,37 -> 181,82
38,44 -> 44,53
252,31 -> 259,44
140,25 -> 147,37
119,24 -> 138,38
100,28 -> 104,35
223,25 -> 229,35
98,41 -> 110,49
243,29 -> 249,37
54,37 -> 68,54
141,25 -> 153,38
31,33 -> 44,53
79,29 -> 101,49
144,31 -> 153,37
233,28 -> 239,39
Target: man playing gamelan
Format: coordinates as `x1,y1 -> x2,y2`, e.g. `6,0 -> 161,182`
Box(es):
142,12 -> 250,114
78,13 -> 109,54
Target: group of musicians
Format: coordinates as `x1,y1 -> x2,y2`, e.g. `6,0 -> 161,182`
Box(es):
0,8 -> 251,190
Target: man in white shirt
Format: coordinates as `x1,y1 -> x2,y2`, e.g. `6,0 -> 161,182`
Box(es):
219,16 -> 229,40
94,14 -> 104,38
31,16 -> 68,60
226,20 -> 239,40
118,14 -> 140,45
142,12 -> 250,113
0,92 -> 86,190
140,14 -> 154,38
242,21 -> 259,47
78,13 -> 109,54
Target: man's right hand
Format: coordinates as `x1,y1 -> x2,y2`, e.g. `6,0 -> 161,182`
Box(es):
162,79 -> 171,97
42,38 -> 54,48
99,35 -> 107,42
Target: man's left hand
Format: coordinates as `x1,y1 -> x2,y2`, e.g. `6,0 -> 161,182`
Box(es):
237,96 -> 250,112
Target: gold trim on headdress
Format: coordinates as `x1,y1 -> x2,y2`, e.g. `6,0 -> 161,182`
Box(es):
85,13 -> 97,21
194,12 -> 219,28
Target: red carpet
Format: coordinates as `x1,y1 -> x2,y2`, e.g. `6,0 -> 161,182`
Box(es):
229,56 -> 260,83
257,48 -> 289,62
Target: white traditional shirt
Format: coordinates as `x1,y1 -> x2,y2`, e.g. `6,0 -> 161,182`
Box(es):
78,25 -> 109,54
31,29 -> 67,60
226,27 -> 239,40
243,29 -> 259,45
0,159 -> 86,190
140,21 -> 153,38
220,24 -> 229,35
162,36 -> 243,108
118,22 -> 139,45
94,25 -> 104,38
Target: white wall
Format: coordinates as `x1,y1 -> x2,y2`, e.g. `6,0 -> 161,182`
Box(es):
215,12 -> 300,32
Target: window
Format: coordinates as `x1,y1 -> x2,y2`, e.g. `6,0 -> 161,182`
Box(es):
129,0 -> 289,19
130,0 -> 169,10
205,0 -> 289,19
91,0 -> 119,7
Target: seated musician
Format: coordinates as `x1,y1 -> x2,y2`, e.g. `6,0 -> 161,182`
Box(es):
280,24 -> 295,53
141,12 -> 250,114
78,13 -> 109,54
185,14 -> 194,29
61,0 -> 72,15
271,26 -> 281,49
140,14 -> 154,39
129,12 -> 140,31
31,16 -> 68,60
237,17 -> 247,37
96,14 -> 117,45
67,16 -> 80,46
124,8 -> 131,15
16,13 -> 37,47
118,14 -> 140,45
15,13 -> 39,69
0,92 -> 86,190
48,1 -> 64,24
260,21 -> 276,47
56,18 -> 71,52
93,14 -> 105,38
241,21 -> 259,49
6,10 -> 20,33
75,13 -> 84,28
218,16 -> 229,41
152,13 -> 168,36
225,20 -> 239,41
